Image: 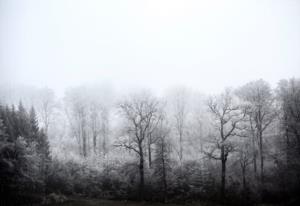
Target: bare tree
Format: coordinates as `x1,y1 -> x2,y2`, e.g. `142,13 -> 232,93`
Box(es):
237,141 -> 252,191
168,87 -> 189,165
237,79 -> 277,183
146,131 -> 156,168
89,101 -> 101,155
189,93 -> 209,157
146,106 -> 165,168
277,79 -> 300,165
64,87 -> 89,157
100,106 -> 110,156
205,89 -> 245,200
153,117 -> 171,202
115,91 -> 162,200
37,88 -> 55,135
234,101 -> 259,178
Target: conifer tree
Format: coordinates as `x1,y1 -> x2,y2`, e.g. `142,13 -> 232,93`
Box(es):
37,129 -> 51,194
29,106 -> 39,141
0,118 -> 7,140
17,101 -> 30,139
37,129 -> 51,161
0,117 -> 19,204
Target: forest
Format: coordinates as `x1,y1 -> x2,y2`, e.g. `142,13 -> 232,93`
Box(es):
1,78 -> 300,205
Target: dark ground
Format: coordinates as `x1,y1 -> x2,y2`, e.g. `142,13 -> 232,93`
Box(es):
47,197 -> 221,206
45,197 -> 284,206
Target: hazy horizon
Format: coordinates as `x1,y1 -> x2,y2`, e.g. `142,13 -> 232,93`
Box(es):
1,0 -> 300,96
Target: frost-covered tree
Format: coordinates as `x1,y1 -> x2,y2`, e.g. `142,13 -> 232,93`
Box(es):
205,89 -> 245,200
64,87 -> 89,157
153,118 -> 171,202
166,87 -> 190,165
37,88 -> 55,135
116,91 -> 162,200
237,80 -> 277,183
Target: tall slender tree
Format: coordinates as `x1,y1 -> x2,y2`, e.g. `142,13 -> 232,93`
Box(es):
205,89 -> 245,200
17,101 -> 31,139
153,119 -> 171,202
237,79 -> 277,183
29,106 -> 39,141
116,91 -> 162,200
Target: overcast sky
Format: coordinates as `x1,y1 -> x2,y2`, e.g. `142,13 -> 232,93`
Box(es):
1,0 -> 300,96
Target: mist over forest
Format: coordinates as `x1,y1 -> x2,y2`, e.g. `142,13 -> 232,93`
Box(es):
1,0 -> 300,205
1,79 -> 300,206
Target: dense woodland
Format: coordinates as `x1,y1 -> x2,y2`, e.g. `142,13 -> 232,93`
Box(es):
1,78 -> 300,205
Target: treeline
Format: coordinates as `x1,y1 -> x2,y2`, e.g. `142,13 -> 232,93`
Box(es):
0,78 -> 300,205
0,103 -> 50,205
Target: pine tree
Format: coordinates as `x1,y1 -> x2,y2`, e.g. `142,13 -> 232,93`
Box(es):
0,117 -> 18,205
0,118 -> 9,204
0,105 -> 16,141
9,105 -> 18,140
37,129 -> 51,194
0,118 -> 7,140
37,129 -> 51,161
29,106 -> 39,141
1,104 -> 49,203
17,101 -> 30,139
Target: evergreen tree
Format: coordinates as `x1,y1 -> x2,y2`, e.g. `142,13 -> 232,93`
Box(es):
0,117 -> 9,204
0,104 -> 51,204
17,101 -> 30,139
0,117 -> 19,205
0,105 -> 16,140
37,129 -> 51,194
37,129 -> 51,161
8,105 -> 18,140
29,106 -> 39,141
0,118 -> 8,141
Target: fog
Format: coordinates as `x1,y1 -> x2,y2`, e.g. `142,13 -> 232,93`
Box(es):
1,0 -> 300,95
1,1 -> 300,205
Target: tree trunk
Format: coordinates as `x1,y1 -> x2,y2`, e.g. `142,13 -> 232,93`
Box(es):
250,118 -> 257,177
221,146 -> 226,201
257,109 -> 264,183
148,142 -> 152,168
102,128 -> 106,155
242,166 -> 246,191
81,119 -> 87,157
179,131 -> 183,164
82,130 -> 87,157
93,133 -> 97,154
286,127 -> 291,167
259,129 -> 264,183
139,143 -> 144,200
252,134 -> 257,176
162,142 -> 167,203
102,114 -> 109,156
